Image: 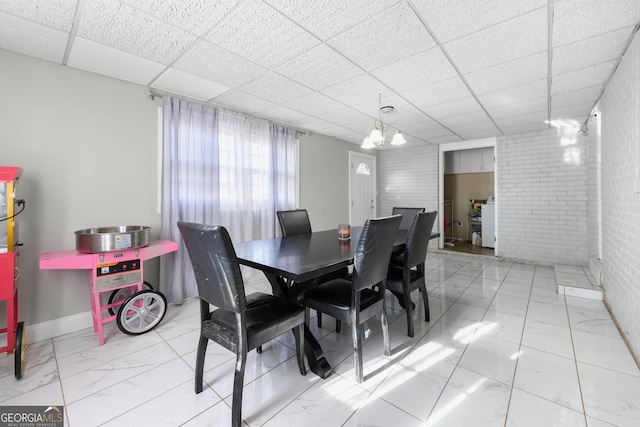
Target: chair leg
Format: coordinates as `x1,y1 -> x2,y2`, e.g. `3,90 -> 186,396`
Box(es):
351,322 -> 363,383
293,324 -> 306,375
231,350 -> 247,427
336,320 -> 342,333
382,303 -> 390,357
404,291 -> 414,338
256,345 -> 262,354
420,284 -> 430,322
194,334 -> 208,394
317,311 -> 323,328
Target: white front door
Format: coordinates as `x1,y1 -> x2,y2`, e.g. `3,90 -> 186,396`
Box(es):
349,152 -> 376,226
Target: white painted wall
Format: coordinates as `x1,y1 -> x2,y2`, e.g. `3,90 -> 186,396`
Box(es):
597,29 -> 640,358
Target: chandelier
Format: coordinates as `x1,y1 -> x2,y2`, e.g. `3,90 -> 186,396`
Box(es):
361,94 -> 406,149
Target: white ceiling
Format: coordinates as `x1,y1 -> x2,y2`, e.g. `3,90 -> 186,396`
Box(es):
2,0 -> 639,147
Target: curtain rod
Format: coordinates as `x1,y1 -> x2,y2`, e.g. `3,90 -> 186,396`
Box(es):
146,88 -> 309,137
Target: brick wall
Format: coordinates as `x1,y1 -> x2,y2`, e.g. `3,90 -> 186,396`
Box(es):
379,143 -> 440,234
597,30 -> 640,357
497,128 -> 589,265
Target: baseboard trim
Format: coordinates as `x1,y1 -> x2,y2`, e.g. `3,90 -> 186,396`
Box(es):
25,311 -> 93,344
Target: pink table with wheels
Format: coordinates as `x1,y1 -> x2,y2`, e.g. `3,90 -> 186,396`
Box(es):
39,240 -> 177,345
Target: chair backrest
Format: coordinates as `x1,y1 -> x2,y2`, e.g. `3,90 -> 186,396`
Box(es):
277,209 -> 312,236
404,211 -> 438,269
391,207 -> 426,230
351,215 -> 402,291
177,221 -> 246,313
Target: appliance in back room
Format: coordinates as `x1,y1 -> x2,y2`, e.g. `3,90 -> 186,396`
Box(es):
481,196 -> 495,248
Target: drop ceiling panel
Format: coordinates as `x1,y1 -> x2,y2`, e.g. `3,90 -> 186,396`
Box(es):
152,68 -> 230,101
274,44 -> 364,91
466,52 -> 548,95
553,0 -> 640,47
428,135 -> 464,144
206,0 -> 320,69
413,0 -> 546,43
316,108 -> 372,129
68,37 -> 166,85
551,85 -> 603,109
128,0 -> 242,36
321,74 -> 392,106
439,112 -> 494,128
372,47 -> 458,92
494,110 -> 548,128
0,0 -> 77,30
424,98 -> 486,122
0,12 -> 68,63
210,90 -> 278,114
478,79 -> 549,108
78,0 -> 196,65
353,94 -> 416,118
551,102 -> 595,121
551,60 -> 616,94
291,116 -> 336,132
173,40 -> 266,89
254,105 -> 310,124
286,92 -> 349,117
402,77 -> 473,109
265,0 -> 398,40
328,2 -> 436,71
237,71 -> 314,104
484,97 -> 548,120
444,8 -> 547,74
552,27 -> 633,76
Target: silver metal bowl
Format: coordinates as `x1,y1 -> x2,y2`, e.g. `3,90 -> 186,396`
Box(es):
74,226 -> 150,253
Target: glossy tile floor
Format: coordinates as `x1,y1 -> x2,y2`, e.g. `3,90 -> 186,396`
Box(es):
2,252 -> 640,426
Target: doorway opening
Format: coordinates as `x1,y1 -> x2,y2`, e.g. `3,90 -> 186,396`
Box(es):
439,138 -> 497,256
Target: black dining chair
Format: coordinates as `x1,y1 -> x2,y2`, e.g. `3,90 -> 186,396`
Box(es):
391,207 -> 426,230
177,221 -> 306,427
276,209 -> 348,332
385,211 -> 437,337
301,215 -> 401,383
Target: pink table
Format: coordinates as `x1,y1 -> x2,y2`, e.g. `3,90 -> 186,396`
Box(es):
40,240 -> 178,345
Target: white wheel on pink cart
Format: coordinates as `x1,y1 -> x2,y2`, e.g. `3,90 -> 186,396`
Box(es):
108,281 -> 153,315
116,290 -> 167,335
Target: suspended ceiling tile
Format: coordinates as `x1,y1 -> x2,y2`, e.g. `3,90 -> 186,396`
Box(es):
477,79 -> 548,108
68,37 -> 166,85
0,12 -> 68,63
266,0 -> 398,40
173,40 -> 266,89
501,122 -> 549,135
316,107 -> 372,128
553,0 -> 640,47
401,77 -> 473,109
551,60 -> 616,94
439,112 -> 494,128
210,90 -> 277,114
291,116 -> 336,132
465,52 -> 548,95
484,96 -> 548,119
287,92 -> 349,117
550,102 -> 595,121
412,0 -> 546,43
551,85 -> 603,109
254,105 -> 310,124
275,44 -> 364,91
391,110 -> 444,130
416,126 -> 460,139
151,68 -> 230,101
353,94 -> 416,118
206,0 -> 320,69
449,119 -> 500,133
78,0 -> 196,65
494,110 -> 549,128
321,74 -> 392,106
444,8 -> 547,74
328,2 -> 436,71
130,0 -> 242,36
237,71 -> 314,104
459,129 -> 503,141
371,47 -> 458,93
428,135 -> 464,144
424,98 -> 485,122
0,0 -> 77,31
553,27 -> 633,76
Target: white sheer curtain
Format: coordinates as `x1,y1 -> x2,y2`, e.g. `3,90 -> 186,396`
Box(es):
159,96 -> 298,304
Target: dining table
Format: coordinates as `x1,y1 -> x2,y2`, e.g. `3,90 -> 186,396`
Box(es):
233,226 -> 440,379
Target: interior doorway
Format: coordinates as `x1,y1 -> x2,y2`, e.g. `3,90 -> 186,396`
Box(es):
439,138 -> 497,256
349,151 -> 377,226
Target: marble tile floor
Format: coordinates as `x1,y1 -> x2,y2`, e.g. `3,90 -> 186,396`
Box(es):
2,252 -> 640,426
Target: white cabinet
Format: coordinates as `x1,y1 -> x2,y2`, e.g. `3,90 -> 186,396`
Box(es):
446,148 -> 494,174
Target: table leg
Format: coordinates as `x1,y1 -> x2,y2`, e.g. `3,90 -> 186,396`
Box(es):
264,272 -> 332,379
